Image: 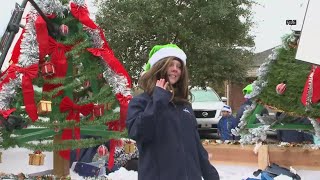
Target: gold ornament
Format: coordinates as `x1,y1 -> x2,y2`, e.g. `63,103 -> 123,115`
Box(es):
37,100 -> 52,115
106,102 -> 113,111
124,141 -> 135,154
29,151 -> 45,166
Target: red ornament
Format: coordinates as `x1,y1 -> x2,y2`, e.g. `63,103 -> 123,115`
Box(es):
93,104 -> 105,117
276,83 -> 286,95
34,150 -> 42,154
83,80 -> 91,88
59,24 -> 69,36
97,73 -> 103,79
97,145 -> 108,157
53,120 -> 59,132
41,62 -> 55,77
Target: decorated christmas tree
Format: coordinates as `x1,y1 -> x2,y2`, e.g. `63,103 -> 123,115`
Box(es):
0,0 -> 132,177
233,32 -> 320,144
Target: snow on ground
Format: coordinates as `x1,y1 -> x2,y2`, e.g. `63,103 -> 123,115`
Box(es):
1,147 -> 320,179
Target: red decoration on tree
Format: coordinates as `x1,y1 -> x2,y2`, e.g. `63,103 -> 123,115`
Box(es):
34,150 -> 42,154
0,108 -> 16,119
276,82 -> 286,95
301,65 -> 320,105
97,73 -> 103,79
6,64 -> 39,121
59,24 -> 69,36
59,97 -> 94,160
97,145 -> 108,157
41,62 -> 55,77
53,120 -> 59,132
70,2 -> 98,29
93,104 -> 105,117
83,80 -> 90,88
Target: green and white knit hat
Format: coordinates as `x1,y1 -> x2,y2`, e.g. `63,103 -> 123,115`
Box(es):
143,44 -> 187,71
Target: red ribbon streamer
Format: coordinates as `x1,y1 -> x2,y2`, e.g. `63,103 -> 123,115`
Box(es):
87,48 -> 132,87
35,16 -> 49,63
108,139 -> 116,170
301,65 -> 320,105
107,139 -> 124,170
0,108 -> 16,119
70,2 -> 98,29
7,64 -> 39,121
59,96 -> 94,160
105,94 -> 131,169
107,93 -> 132,131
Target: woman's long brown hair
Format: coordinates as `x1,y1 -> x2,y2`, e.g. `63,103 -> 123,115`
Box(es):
138,57 -> 190,104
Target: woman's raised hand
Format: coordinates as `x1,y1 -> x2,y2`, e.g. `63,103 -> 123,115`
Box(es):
156,78 -> 169,90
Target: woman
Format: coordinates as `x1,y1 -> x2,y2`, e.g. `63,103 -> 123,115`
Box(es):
126,44 -> 220,180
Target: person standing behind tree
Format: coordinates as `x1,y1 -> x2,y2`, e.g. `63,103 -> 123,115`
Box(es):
218,105 -> 239,141
126,44 -> 220,180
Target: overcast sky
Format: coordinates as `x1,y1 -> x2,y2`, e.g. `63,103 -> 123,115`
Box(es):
0,0 -> 308,54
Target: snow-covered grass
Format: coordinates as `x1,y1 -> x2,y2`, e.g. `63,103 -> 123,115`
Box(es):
1,147 -> 320,179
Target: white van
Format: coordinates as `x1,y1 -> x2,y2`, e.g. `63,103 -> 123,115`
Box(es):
191,87 -> 225,133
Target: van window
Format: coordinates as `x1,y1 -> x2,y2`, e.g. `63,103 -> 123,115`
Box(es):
191,89 -> 221,102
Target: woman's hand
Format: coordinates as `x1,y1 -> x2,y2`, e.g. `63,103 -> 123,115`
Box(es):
156,78 -> 169,90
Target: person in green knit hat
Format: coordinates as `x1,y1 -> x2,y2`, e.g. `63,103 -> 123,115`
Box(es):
236,83 -> 268,122
126,44 -> 220,180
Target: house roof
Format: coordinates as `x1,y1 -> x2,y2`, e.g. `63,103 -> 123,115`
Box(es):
252,46 -> 279,67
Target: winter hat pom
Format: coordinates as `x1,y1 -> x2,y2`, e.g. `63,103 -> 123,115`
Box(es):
143,44 -> 187,72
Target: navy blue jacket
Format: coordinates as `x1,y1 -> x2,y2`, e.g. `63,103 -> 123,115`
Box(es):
126,87 -> 219,180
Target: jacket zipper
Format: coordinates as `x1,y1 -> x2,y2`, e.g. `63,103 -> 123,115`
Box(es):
175,103 -> 189,180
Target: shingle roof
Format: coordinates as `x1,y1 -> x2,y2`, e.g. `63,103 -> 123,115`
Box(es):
252,46 -> 279,67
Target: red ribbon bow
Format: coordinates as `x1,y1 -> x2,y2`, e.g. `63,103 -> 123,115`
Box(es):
42,37 -> 72,96
6,64 -> 39,121
48,37 -> 73,78
59,96 -> 94,160
0,108 -> 16,119
70,2 -> 98,29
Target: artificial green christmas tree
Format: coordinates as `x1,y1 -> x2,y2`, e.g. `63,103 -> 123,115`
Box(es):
233,33 -> 320,144
0,0 -> 131,176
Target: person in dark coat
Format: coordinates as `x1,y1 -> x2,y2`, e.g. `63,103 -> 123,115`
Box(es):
126,44 -> 219,180
275,112 -> 314,143
217,105 -> 239,141
236,84 -> 268,123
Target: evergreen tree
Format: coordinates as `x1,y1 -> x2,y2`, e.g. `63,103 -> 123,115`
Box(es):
95,0 -> 255,86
